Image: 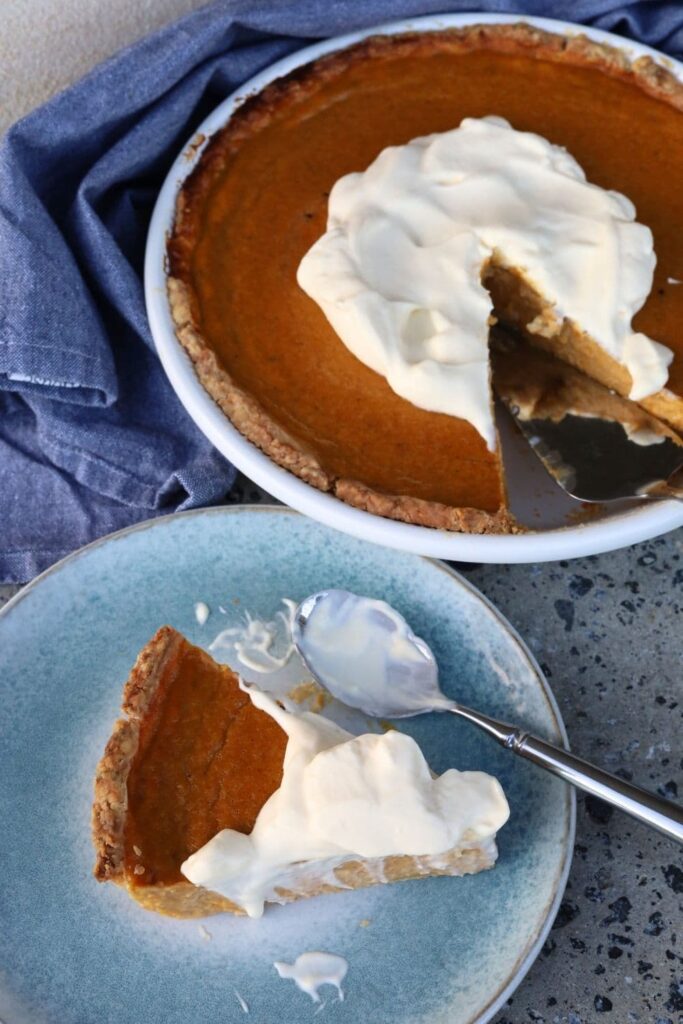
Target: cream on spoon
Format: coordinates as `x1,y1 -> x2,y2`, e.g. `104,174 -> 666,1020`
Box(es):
292,591 -> 683,843
291,589 -> 453,718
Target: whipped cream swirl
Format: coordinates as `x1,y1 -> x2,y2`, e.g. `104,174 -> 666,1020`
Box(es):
298,116 -> 672,448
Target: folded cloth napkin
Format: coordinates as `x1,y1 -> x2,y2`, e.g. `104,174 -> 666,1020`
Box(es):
1,0 -> 682,583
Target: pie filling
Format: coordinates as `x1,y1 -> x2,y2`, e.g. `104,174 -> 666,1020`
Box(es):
122,640 -> 287,887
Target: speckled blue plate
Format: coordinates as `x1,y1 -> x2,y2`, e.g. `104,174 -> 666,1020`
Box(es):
0,507 -> 574,1024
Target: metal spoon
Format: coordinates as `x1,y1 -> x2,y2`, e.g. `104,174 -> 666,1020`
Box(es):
293,590 -> 683,844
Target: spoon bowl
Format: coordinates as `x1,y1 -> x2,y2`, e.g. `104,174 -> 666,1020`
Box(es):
293,589 -> 455,718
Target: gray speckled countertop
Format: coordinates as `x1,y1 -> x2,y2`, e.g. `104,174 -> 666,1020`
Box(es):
1,479 -> 681,1024
459,534 -> 683,1024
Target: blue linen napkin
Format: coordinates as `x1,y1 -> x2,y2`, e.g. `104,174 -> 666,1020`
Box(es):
1,0 -> 682,583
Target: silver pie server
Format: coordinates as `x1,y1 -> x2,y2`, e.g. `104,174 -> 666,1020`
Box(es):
292,589 -> 683,844
491,329 -> 683,504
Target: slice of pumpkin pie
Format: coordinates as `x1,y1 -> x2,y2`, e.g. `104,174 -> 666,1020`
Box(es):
92,627 -> 509,918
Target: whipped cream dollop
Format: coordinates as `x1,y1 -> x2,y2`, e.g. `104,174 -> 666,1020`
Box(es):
298,116 -> 673,448
181,684 -> 509,917
274,952 -> 348,1003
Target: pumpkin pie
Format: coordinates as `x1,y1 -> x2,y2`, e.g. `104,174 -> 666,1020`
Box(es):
167,23 -> 683,534
92,627 -> 503,917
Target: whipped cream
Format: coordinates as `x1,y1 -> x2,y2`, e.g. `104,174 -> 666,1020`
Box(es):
274,951 -> 348,1003
209,599 -> 297,673
624,424 -> 667,446
194,601 -> 210,626
181,684 -> 509,917
299,590 -> 453,718
298,116 -> 672,447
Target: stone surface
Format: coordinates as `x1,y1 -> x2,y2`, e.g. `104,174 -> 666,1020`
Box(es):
1,478 -> 681,1021
455,534 -> 683,1024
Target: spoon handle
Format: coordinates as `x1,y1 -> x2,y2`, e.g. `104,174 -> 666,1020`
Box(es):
450,706 -> 683,843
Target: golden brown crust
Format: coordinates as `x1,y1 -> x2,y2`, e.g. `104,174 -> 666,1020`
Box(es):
639,389 -> 683,434
335,478 -> 520,534
92,626 -> 185,882
167,22 -> 683,533
91,718 -> 138,882
122,879 -> 241,917
121,844 -> 496,919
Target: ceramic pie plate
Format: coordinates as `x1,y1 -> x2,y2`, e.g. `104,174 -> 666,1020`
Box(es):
0,506 -> 573,1024
145,12 -> 683,564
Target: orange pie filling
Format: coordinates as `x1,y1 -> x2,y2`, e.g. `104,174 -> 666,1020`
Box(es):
121,637 -> 287,889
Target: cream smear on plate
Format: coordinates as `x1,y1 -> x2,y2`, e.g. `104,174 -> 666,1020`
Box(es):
209,599 -> 297,673
194,601 -> 210,626
274,951 -> 348,1003
298,115 -> 673,447
208,598 -> 380,734
233,988 -> 250,1014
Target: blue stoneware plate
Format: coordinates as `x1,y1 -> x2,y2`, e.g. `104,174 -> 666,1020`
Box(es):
0,507 -> 574,1024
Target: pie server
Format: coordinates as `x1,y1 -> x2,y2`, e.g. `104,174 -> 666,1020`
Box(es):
490,329 -> 683,504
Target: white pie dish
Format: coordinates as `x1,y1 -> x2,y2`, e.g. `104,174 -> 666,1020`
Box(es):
145,11 -> 683,563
